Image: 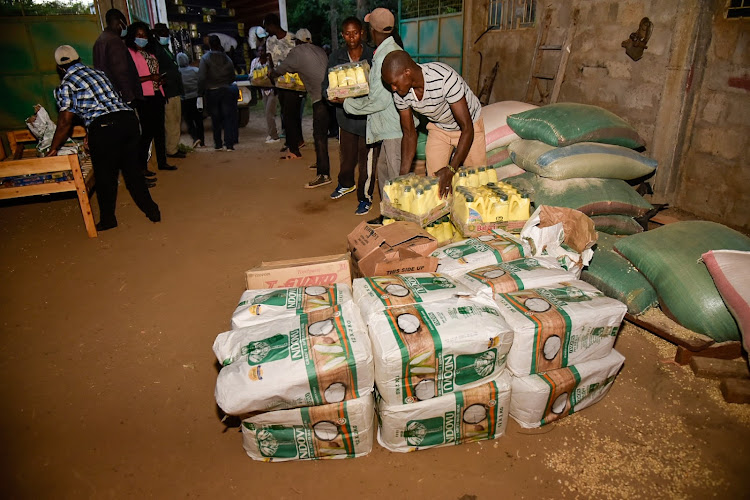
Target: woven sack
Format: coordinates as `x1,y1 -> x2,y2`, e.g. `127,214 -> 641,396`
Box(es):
483,101 -> 538,150
591,215 -> 644,235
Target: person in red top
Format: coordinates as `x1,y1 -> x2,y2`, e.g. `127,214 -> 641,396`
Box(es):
125,22 -> 177,185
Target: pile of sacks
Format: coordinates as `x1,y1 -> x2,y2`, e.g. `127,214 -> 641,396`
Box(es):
485,102 -> 657,237
213,285 -> 375,461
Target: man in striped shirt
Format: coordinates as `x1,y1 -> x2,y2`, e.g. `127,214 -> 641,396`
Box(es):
47,45 -> 160,231
382,51 -> 486,197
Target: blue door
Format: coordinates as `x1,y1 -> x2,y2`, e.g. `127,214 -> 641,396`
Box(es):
399,0 -> 463,72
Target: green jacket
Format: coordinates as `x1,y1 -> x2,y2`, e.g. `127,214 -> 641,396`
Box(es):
156,45 -> 184,99
343,37 -> 404,144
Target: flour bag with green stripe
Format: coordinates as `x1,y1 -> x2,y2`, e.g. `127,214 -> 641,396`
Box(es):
431,229 -> 531,278
353,273 -> 475,321
367,297 -> 513,406
510,348 -> 624,428
214,301 -> 374,415
377,372 -> 511,452
455,257 -> 576,298
494,280 -> 626,376
231,284 -> 352,329
241,394 -> 375,461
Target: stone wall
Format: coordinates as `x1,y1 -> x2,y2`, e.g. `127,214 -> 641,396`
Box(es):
461,0 -> 750,232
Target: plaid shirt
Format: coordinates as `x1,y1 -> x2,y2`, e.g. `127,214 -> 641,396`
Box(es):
54,62 -> 132,127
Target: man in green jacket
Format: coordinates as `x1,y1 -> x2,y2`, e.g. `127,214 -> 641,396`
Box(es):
154,24 -> 185,159
339,8 -> 404,225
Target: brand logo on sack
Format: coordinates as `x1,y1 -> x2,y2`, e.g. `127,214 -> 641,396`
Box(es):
289,328 -> 303,361
442,354 -> 455,393
295,427 -> 311,459
287,288 -> 301,310
444,410 -> 456,443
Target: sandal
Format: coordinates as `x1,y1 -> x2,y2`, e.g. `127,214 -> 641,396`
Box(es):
280,152 -> 303,160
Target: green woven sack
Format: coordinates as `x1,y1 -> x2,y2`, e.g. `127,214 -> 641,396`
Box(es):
508,140 -> 657,180
581,232 -> 657,315
506,103 -> 645,148
615,221 -> 750,342
416,130 -> 428,161
506,172 -> 653,217
591,215 -> 644,235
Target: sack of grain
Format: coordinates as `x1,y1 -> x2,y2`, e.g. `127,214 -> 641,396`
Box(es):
432,229 -> 531,277
486,145 -> 510,166
231,284 -> 353,329
214,301 -> 374,415
506,172 -> 654,218
377,371 -> 511,452
494,280 -> 626,376
510,348 -> 624,428
241,394 -> 375,461
590,215 -> 644,236
580,232 -> 657,315
368,297 -> 513,406
353,273 -> 475,321
506,103 -> 645,148
508,140 -> 657,181
456,257 -> 576,298
703,249 -> 750,356
615,221 -> 750,342
483,101 -> 538,150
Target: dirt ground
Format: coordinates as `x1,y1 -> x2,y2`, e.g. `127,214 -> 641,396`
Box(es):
2,108 -> 749,499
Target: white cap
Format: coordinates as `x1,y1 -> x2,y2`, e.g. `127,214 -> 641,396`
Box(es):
255,26 -> 267,38
54,45 -> 80,65
295,28 -> 312,43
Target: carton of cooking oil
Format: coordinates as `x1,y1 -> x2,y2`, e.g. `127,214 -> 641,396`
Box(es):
451,182 -> 531,238
381,173 -> 451,226
327,61 -> 371,99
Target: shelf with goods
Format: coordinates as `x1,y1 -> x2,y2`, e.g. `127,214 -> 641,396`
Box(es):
165,0 -> 250,73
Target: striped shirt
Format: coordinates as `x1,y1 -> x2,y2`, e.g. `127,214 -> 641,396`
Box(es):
393,62 -> 481,131
54,63 -> 132,127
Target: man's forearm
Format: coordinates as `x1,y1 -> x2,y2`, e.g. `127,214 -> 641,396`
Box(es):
48,111 -> 75,153
450,127 -> 474,170
399,128 -> 417,175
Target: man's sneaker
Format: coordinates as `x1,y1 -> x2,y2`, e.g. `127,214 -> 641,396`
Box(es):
330,183 -> 356,199
305,174 -> 332,189
367,215 -> 384,226
265,136 -> 280,143
355,200 -> 372,216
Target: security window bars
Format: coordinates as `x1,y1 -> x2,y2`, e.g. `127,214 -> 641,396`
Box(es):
402,0 -> 463,20
488,0 -> 536,30
727,0 -> 750,18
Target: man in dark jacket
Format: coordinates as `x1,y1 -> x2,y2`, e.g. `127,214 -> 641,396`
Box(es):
198,35 -> 239,151
93,8 -> 142,104
324,16 -> 375,216
154,23 -> 185,158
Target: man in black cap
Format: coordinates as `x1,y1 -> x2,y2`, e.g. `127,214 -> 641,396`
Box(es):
47,45 -> 160,231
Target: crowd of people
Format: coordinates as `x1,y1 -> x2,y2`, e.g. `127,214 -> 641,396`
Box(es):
46,7 -> 486,230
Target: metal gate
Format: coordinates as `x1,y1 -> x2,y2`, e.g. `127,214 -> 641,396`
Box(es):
398,0 -> 463,72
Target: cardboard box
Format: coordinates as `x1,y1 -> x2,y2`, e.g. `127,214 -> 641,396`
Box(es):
454,219 -> 527,238
245,254 -> 352,289
347,221 -> 439,276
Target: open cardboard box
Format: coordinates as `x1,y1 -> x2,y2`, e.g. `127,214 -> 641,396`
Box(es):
347,221 -> 439,276
245,253 -> 353,289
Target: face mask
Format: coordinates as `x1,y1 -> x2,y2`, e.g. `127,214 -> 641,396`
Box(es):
120,28 -> 128,37
159,36 -> 170,46
134,37 -> 148,48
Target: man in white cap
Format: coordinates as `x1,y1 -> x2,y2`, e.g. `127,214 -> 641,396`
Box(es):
295,28 -> 312,44
47,45 -> 160,231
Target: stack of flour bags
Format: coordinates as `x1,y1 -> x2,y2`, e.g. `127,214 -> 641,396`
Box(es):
499,103 -> 657,237
434,227 -> 628,428
353,274 -> 514,452
213,284 -> 375,461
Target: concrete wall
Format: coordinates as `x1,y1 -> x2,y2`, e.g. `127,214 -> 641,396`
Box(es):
462,0 -> 750,232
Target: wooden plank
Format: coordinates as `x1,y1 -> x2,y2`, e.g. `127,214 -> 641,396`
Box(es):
67,155 -> 97,238
0,180 -> 75,199
720,378 -> 750,404
0,156 -> 74,177
690,357 -> 750,380
550,8 -> 579,104
675,342 -> 743,365
625,313 -> 714,351
650,213 -> 682,225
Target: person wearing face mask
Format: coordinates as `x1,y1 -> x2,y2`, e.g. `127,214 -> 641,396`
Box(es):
154,23 -> 186,159
93,8 -> 142,104
126,22 -> 177,185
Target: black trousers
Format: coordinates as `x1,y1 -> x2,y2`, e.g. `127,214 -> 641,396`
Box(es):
134,95 -> 167,170
181,97 -> 204,145
312,100 -> 330,177
338,128 -> 374,202
88,111 -> 159,225
279,89 -> 304,154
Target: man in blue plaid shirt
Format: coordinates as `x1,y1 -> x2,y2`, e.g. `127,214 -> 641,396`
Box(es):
47,45 -> 160,231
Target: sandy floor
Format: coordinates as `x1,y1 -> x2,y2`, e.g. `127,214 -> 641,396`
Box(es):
1,109 -> 749,499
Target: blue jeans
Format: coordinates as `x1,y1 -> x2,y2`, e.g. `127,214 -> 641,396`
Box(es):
206,85 -> 239,148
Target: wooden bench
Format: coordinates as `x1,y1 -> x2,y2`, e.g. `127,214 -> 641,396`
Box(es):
1,127 -> 97,237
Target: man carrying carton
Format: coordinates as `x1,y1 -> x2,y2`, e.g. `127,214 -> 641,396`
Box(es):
382,51 -> 486,198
